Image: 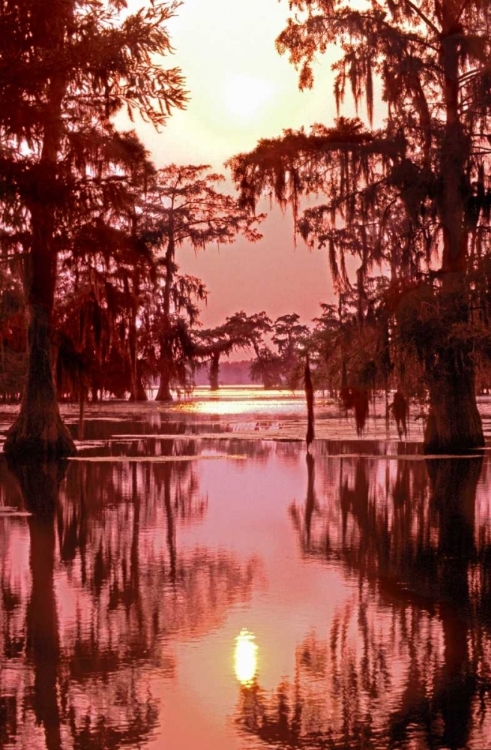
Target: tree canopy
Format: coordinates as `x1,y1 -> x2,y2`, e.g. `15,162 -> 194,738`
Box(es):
0,0 -> 187,457
140,164 -> 263,401
229,0 -> 491,453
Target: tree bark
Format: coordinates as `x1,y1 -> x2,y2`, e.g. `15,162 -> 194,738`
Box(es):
128,267 -> 147,401
155,352 -> 173,401
304,356 -> 314,448
4,0 -> 76,459
129,357 -> 148,401
423,16 -> 484,454
424,348 -> 483,454
130,377 -> 148,402
4,303 -> 76,458
209,353 -> 220,391
155,228 -> 175,402
5,197 -> 75,456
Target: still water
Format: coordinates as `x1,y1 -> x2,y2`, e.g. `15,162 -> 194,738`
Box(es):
1,391 -> 491,749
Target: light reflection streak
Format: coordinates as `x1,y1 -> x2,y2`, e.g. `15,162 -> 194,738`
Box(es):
234,629 -> 258,685
172,387 -> 306,416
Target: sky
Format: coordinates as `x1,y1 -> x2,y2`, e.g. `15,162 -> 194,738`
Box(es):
131,0 -> 343,331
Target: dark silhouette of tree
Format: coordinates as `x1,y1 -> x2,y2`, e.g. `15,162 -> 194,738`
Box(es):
0,268 -> 26,401
250,345 -> 284,389
54,278 -> 124,403
307,289 -> 423,434
0,0 -> 187,458
136,164 -> 263,401
229,0 -> 491,454
195,310 -> 272,390
49,132 -> 158,405
144,271 -> 208,397
306,294 -> 381,401
250,313 -> 310,389
272,313 -> 311,386
304,358 -> 315,447
55,230 -> 209,403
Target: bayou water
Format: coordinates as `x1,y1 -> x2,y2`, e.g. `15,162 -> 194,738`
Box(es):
1,388 -> 491,749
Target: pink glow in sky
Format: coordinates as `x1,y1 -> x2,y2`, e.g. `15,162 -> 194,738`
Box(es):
128,0 -> 344,329
178,207 -> 332,329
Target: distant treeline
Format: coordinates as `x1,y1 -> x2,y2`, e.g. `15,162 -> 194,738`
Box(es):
194,361 -> 255,387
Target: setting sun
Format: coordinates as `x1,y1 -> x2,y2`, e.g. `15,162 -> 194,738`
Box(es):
223,74 -> 274,121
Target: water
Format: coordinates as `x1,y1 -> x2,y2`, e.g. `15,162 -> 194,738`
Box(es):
1,389 -> 491,749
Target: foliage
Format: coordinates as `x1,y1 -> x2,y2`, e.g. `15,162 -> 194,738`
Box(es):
45,161 -> 264,401
250,313 -> 311,389
195,311 -> 272,389
140,164 -> 263,400
0,269 -> 26,400
228,0 -> 491,451
0,0 -> 187,455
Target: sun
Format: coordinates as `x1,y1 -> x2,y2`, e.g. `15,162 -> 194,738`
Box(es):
223,74 -> 274,121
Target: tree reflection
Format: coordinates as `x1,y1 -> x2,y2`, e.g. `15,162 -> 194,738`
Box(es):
237,454 -> 491,749
13,462 -> 66,750
289,452 -> 317,551
0,448 -> 260,748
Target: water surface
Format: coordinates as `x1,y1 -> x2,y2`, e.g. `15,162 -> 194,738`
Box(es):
1,390 -> 491,749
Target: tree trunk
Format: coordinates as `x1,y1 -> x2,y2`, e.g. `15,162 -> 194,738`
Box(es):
304,356 -> 314,448
129,361 -> 148,401
155,231 -> 175,402
5,0 -> 76,459
128,267 -> 148,401
209,353 -> 220,391
421,279 -> 484,455
130,377 -> 148,402
155,354 -> 173,401
4,303 -> 76,458
422,16 -> 484,455
424,347 -> 483,454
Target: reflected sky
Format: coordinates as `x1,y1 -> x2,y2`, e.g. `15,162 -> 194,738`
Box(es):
0,388 -> 431,447
172,386 -> 308,415
1,428 -> 491,748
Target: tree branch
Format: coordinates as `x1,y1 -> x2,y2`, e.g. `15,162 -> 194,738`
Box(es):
401,0 -> 440,36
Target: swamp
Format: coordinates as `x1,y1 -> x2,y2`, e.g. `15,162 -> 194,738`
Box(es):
3,0 -> 491,746
1,388 -> 491,749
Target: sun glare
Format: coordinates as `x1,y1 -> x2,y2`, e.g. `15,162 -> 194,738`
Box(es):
234,629 -> 258,685
223,74 -> 274,121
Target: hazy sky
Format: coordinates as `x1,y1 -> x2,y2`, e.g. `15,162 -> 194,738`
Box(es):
132,0 -> 342,330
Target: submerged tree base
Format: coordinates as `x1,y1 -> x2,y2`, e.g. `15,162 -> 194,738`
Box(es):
155,386 -> 173,402
129,389 -> 148,402
423,418 -> 485,455
6,457 -> 68,512
4,411 -> 76,460
423,367 -> 484,455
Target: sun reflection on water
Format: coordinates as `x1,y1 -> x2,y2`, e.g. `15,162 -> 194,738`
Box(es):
234,629 -> 258,685
173,387 -> 305,416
